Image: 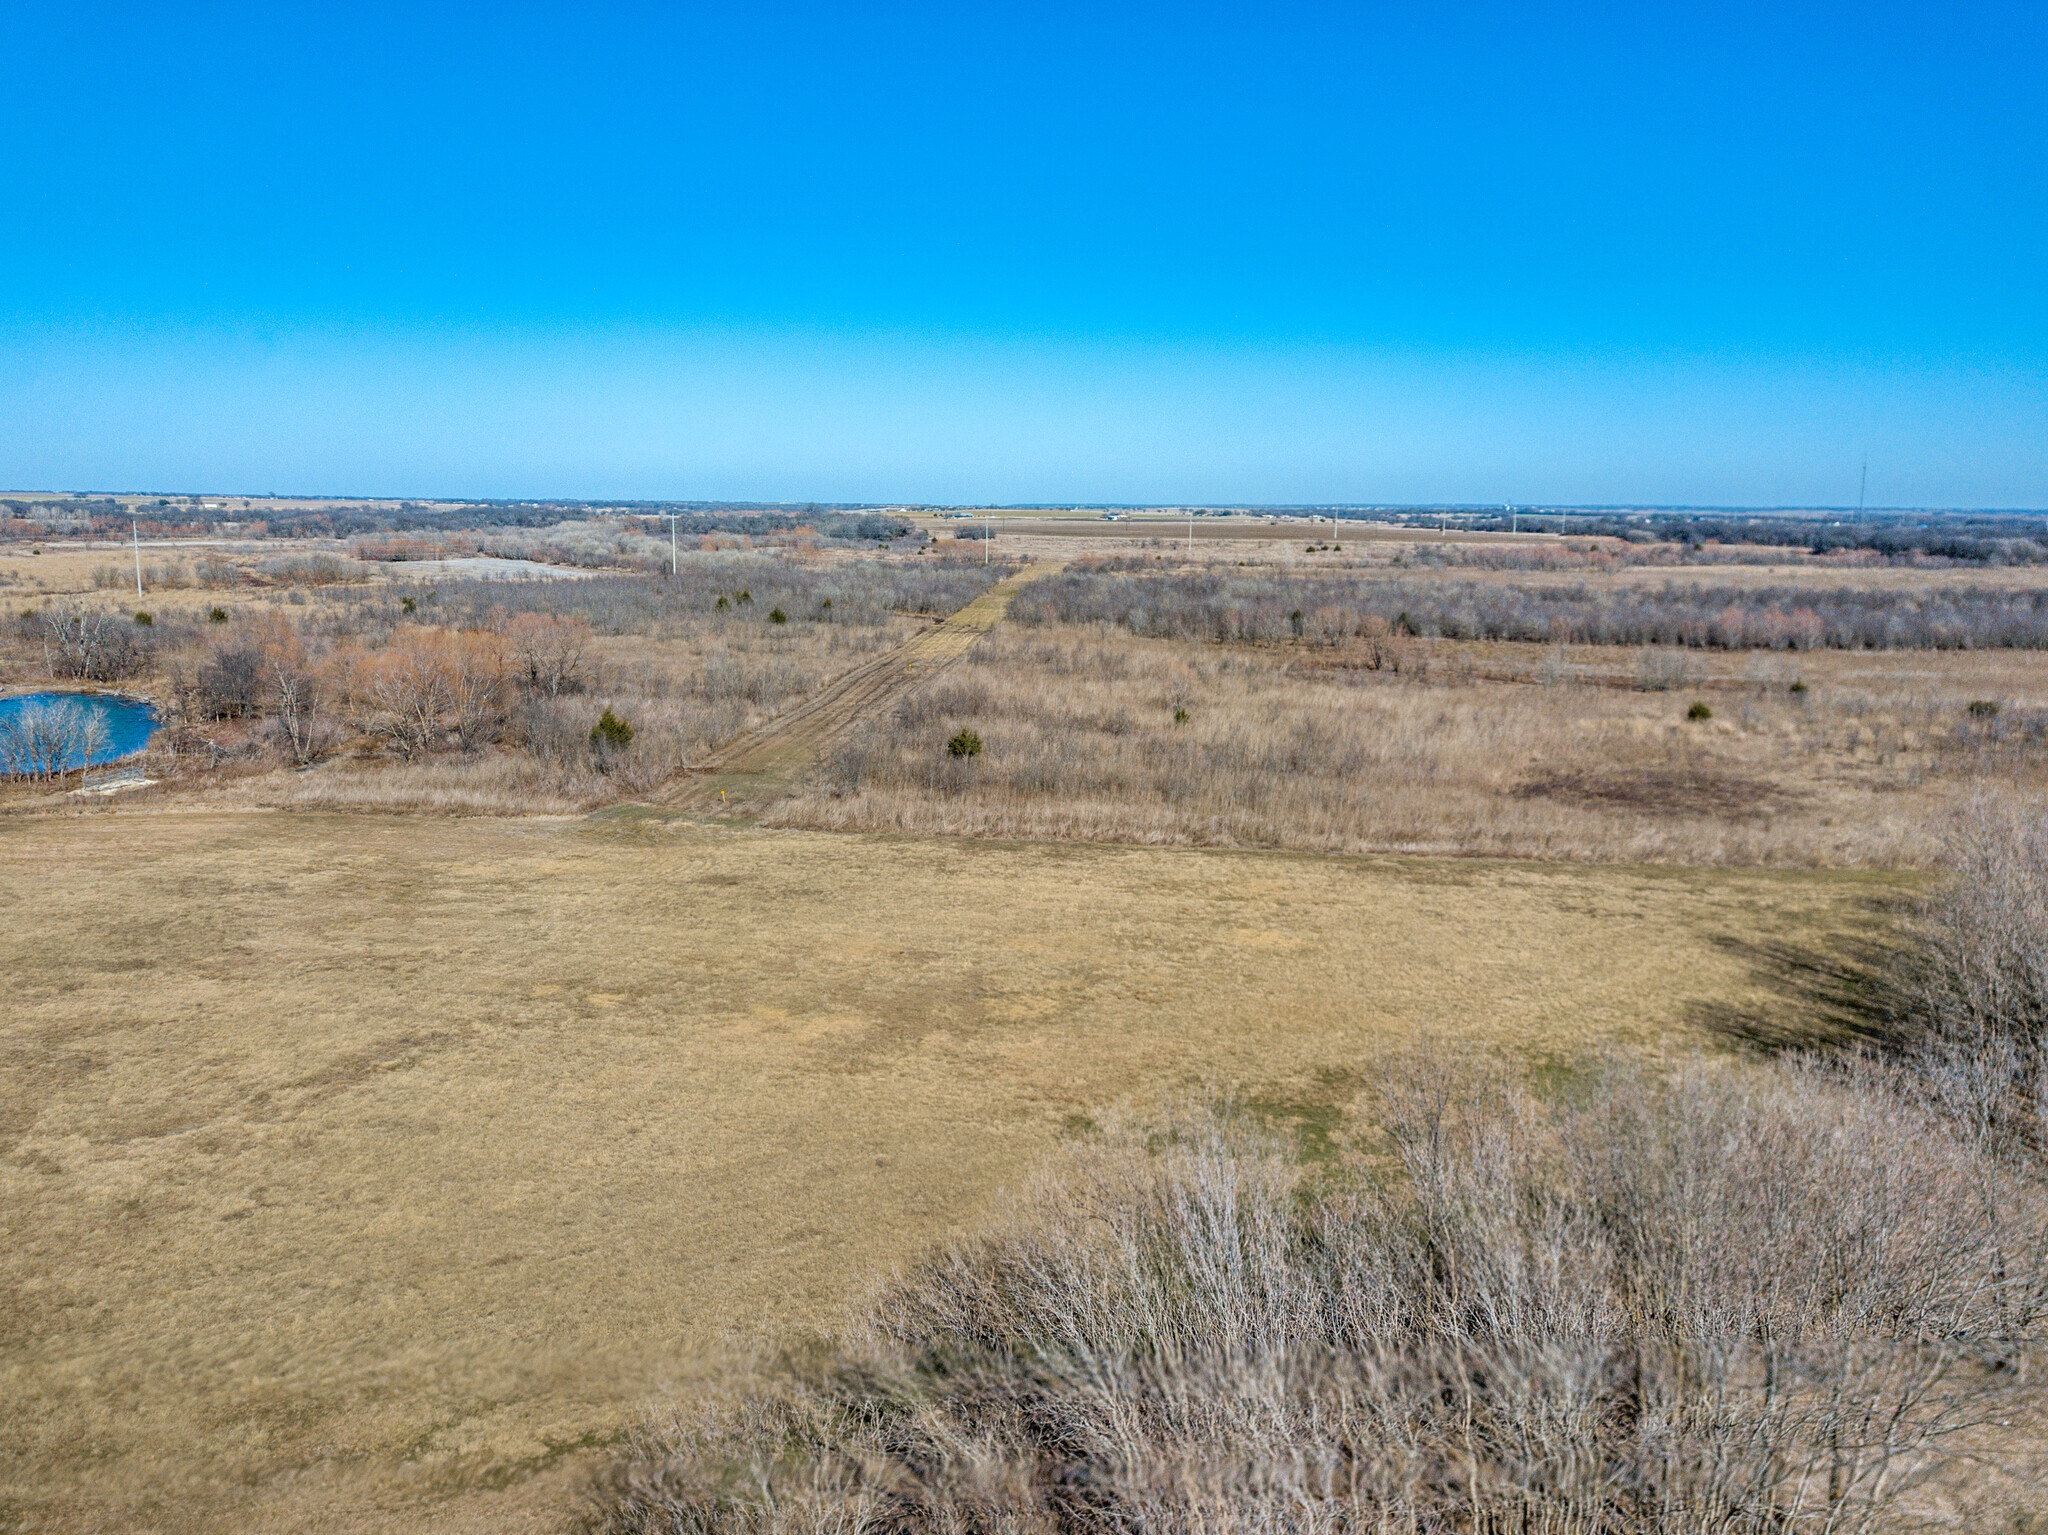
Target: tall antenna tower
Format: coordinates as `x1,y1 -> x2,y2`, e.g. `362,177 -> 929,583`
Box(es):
1858,459 -> 1867,521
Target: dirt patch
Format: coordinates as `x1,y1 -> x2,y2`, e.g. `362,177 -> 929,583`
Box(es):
1514,766 -> 1805,818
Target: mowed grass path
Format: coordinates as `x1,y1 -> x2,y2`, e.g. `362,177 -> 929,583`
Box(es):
664,560 -> 1058,814
1,812 -> 1906,1534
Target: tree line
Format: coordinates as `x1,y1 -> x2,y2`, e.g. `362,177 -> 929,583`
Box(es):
1011,567 -> 2048,650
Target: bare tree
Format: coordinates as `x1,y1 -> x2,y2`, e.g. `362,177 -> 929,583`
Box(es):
505,611 -> 590,697
0,699 -> 108,780
39,604 -> 142,681
1884,795 -> 2048,1153
1011,566 -> 2048,652
269,671 -> 319,764
446,630 -> 510,752
371,640 -> 458,760
254,614 -> 324,764
76,709 -> 109,773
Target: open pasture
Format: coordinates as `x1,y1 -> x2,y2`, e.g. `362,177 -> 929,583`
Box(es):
0,810 -> 1899,1534
780,613 -> 2048,866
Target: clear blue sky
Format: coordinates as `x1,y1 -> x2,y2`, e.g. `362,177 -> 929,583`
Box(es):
3,1 -> 2042,506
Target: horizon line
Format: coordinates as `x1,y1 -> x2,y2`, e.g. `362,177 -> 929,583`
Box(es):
6,490 -> 2046,518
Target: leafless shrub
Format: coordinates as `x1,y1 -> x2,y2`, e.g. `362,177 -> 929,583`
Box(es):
195,642 -> 264,718
892,678 -> 993,730
265,675 -> 327,764
332,627 -> 511,758
1880,795 -> 2048,1154
258,552 -> 358,585
587,1056 -> 2048,1535
255,615 -> 327,765
700,655 -> 812,707
506,611 -> 591,696
1634,646 -> 1696,691
407,561 -> 1000,638
824,723 -> 880,795
194,554 -> 243,587
142,558 -> 192,589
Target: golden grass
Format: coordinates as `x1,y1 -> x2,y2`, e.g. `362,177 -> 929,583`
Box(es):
0,542 -> 359,603
0,810 -> 1903,1534
0,544 -> 164,597
208,751 -> 611,814
776,623 -> 2048,865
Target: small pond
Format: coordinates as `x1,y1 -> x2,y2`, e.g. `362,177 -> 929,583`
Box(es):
0,691 -> 159,775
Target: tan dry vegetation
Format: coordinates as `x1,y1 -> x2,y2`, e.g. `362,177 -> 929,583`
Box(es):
0,541 -> 375,601
1479,559 -> 2048,592
777,622 -> 2048,866
955,527 -> 1552,566
594,793 -> 2048,1535
968,526 -> 2048,586
594,1067 -> 2048,1534
0,543 -> 206,597
11,540 -> 2045,850
664,563 -> 1056,813
0,810 -> 1901,1534
0,553 -> 1002,816
927,515 -> 1544,545
918,518 -> 1769,568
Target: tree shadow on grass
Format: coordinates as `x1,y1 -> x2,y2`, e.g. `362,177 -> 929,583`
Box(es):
1685,895 -> 1914,1056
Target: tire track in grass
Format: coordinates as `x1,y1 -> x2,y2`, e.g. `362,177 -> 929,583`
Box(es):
655,561 -> 1056,814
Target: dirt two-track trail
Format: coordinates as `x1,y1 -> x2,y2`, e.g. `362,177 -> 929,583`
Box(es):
657,560 -> 1057,814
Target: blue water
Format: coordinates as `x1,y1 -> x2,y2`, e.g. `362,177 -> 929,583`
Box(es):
0,691 -> 158,772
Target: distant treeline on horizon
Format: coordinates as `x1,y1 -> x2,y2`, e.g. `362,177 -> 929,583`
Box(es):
4,493 -> 2046,563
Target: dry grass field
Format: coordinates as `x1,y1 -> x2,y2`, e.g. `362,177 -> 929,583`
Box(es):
0,809 -> 1904,1535
12,533 -> 2044,858
778,619 -> 2048,865
12,522 -> 2048,1531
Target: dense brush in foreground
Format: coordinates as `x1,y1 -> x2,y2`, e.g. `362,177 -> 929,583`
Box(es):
585,1051 -> 2048,1534
1883,796 -> 2048,1154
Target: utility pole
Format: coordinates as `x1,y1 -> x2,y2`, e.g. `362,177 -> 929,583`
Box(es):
131,512 -> 144,598
1188,508 -> 1194,553
984,510 -> 990,566
662,511 -> 678,575
1858,460 -> 1867,521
